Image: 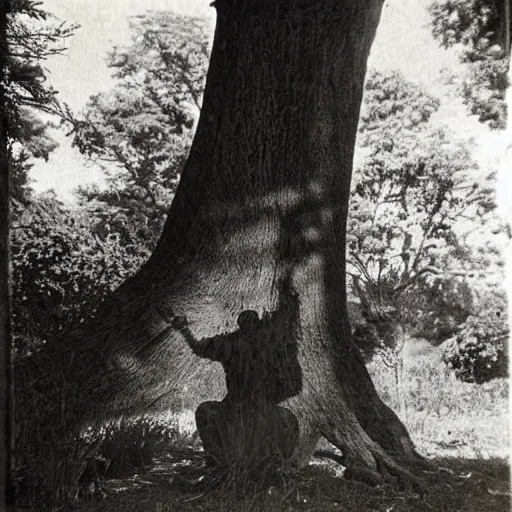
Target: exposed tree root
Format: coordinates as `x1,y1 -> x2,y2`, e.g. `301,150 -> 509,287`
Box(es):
288,377 -> 428,494
327,427 -> 425,494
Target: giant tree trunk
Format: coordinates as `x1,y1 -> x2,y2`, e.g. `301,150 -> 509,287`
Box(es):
17,0 -> 426,501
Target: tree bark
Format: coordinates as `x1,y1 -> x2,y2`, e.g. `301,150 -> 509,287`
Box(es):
17,0 -> 427,501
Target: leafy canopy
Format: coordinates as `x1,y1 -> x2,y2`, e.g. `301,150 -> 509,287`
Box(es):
6,0 -> 78,202
74,12 -> 210,249
429,0 -> 510,129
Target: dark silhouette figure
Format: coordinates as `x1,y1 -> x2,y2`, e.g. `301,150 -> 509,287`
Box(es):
172,289 -> 302,470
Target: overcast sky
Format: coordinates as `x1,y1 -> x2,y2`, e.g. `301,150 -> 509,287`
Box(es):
41,0 -> 457,112
32,0 -> 507,211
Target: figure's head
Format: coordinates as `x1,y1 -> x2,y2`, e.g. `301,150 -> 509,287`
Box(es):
237,310 -> 259,334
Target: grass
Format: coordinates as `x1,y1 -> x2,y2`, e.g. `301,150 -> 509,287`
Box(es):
367,342 -> 509,460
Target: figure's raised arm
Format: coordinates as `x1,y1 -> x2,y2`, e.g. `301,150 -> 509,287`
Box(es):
171,316 -> 231,362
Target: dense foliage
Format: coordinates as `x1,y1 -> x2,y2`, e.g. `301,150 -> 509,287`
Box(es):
443,308 -> 508,383
429,0 -> 510,129
11,194 -> 145,356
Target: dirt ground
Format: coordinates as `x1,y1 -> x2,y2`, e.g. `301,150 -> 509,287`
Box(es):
73,448 -> 510,512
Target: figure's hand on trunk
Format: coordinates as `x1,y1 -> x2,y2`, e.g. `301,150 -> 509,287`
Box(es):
171,315 -> 189,330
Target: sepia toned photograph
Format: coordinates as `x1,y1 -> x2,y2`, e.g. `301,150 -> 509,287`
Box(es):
0,0 -> 510,510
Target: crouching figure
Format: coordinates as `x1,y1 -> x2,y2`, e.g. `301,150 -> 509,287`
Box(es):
172,306 -> 301,471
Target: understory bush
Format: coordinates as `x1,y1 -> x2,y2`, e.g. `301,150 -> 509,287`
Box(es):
11,195 -> 147,357
442,312 -> 508,384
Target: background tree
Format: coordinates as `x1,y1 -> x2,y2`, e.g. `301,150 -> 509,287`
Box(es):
5,1 -> 89,352
74,12 -> 210,251
6,0 -> 77,202
1,0 -> 11,502
427,0 -> 511,381
4,0 -> 78,498
349,70 -> 492,343
10,108 -> 59,204
6,0 -> 77,117
428,0 -> 510,129
439,212 -> 509,383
